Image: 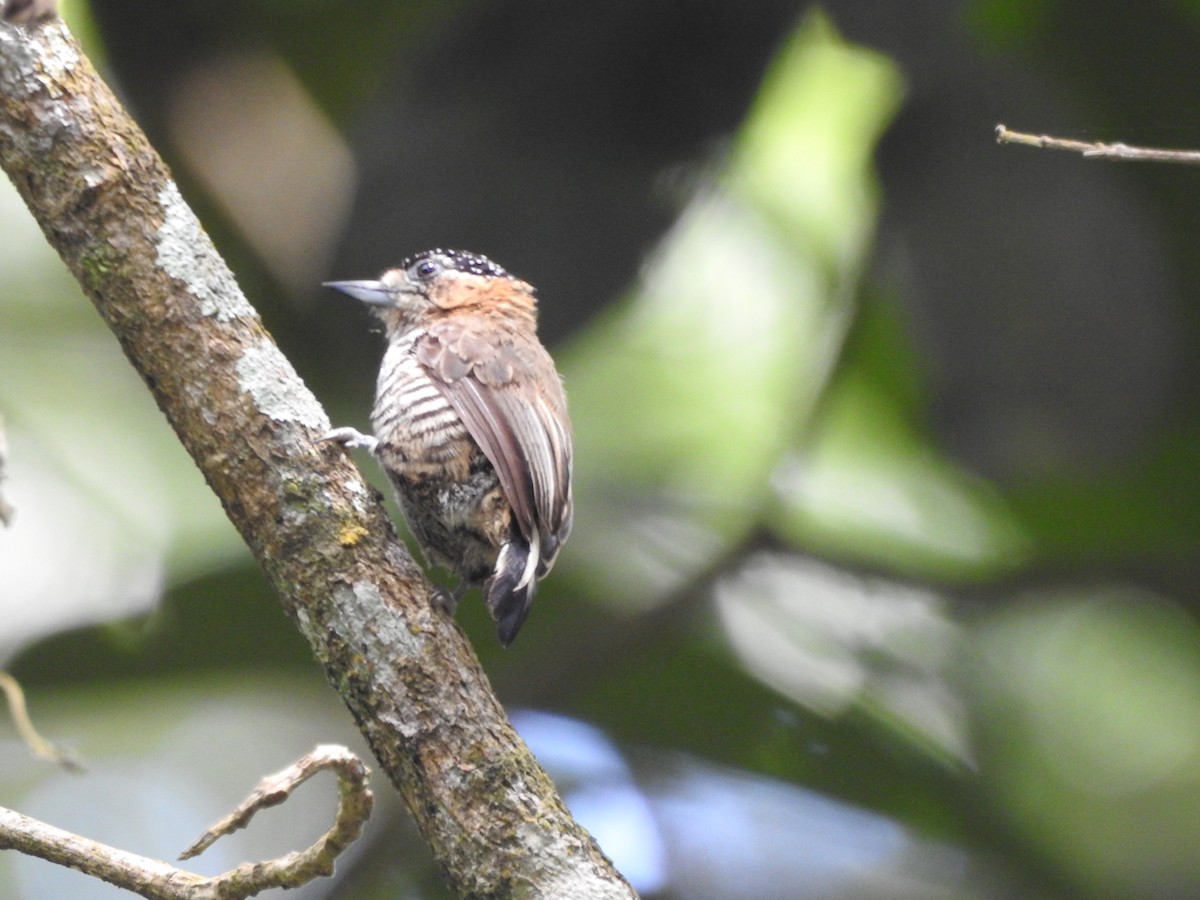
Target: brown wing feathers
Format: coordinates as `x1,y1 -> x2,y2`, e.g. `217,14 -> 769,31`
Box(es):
415,320 -> 572,575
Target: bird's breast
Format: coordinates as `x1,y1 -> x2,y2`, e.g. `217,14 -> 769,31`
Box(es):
372,338 -> 474,478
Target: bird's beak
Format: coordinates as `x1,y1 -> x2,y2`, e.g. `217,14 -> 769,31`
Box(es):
322,280 -> 394,306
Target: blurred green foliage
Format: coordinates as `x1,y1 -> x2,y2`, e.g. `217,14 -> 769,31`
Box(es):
3,2 -> 1200,898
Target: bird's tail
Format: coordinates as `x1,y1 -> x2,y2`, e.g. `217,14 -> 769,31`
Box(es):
486,537 -> 538,646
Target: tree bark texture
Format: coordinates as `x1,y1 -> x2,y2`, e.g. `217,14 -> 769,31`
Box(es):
0,18 -> 633,900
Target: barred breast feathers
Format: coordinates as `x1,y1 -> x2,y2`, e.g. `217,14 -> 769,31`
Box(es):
373,335 -> 470,473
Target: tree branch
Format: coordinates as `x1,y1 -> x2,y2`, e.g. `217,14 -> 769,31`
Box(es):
995,123 -> 1200,164
0,745 -> 372,899
0,16 -> 632,899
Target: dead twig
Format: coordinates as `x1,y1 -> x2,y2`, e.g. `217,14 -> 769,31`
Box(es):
0,672 -> 81,771
181,744 -> 373,868
0,745 -> 372,900
995,124 -> 1200,164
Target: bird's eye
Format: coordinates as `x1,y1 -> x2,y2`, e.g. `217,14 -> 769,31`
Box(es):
411,259 -> 441,280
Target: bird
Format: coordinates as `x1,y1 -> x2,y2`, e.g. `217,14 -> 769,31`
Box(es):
320,249 -> 573,645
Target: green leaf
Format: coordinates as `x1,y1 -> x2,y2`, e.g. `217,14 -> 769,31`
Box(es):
562,13 -> 906,608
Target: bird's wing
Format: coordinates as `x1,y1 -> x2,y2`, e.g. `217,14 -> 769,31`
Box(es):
415,317 -> 573,574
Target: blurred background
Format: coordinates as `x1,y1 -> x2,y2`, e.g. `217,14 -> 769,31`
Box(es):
3,0 -> 1200,897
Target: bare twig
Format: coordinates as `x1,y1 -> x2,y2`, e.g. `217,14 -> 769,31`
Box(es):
0,16 -> 632,899
995,124 -> 1200,164
0,807 -> 204,900
0,672 -> 81,771
181,744 -> 372,865
0,746 -> 373,899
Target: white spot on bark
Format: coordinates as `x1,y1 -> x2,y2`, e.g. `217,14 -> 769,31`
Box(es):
0,23 -> 82,155
293,605 -> 313,642
155,182 -> 255,321
321,474 -> 372,516
0,23 -> 78,100
327,580 -> 423,726
236,339 -> 328,428
343,478 -> 371,514
349,579 -> 422,659
538,871 -> 632,900
38,23 -> 80,88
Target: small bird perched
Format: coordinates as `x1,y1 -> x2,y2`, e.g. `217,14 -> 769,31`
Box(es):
321,249 -> 573,645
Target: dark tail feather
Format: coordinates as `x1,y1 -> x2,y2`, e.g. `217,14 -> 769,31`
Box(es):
486,540 -> 536,646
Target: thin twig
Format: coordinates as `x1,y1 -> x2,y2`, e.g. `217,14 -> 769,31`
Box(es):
181,744 -> 373,868
0,746 -> 373,900
995,124 -> 1200,164
0,672 -> 82,771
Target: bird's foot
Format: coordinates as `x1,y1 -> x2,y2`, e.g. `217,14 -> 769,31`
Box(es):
317,426 -> 378,454
431,582 -> 469,617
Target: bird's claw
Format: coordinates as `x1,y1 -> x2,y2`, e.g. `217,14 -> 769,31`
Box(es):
318,427 -> 379,454
431,582 -> 469,617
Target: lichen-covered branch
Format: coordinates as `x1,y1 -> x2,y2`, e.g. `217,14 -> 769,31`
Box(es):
0,746 -> 373,899
0,17 -> 632,899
